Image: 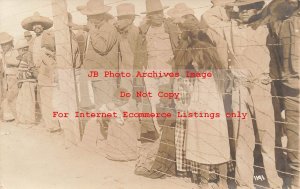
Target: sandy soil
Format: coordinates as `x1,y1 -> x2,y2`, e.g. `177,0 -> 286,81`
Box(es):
0,122 -> 197,189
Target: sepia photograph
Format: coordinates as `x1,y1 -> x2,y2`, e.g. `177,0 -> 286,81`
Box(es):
0,0 -> 299,188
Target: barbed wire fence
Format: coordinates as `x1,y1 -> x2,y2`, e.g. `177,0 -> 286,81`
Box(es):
0,0 -> 299,189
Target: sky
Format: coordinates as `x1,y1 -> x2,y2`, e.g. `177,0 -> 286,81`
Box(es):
0,0 -> 212,42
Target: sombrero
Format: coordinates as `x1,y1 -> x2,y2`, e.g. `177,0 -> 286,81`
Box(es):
21,12 -> 53,31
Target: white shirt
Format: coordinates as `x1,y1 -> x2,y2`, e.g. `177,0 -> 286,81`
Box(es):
32,35 -> 42,68
146,25 -> 173,72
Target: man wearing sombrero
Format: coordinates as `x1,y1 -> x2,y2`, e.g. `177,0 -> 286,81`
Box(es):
134,0 -> 179,135
0,32 -> 19,122
115,3 -> 139,92
200,0 -> 234,70
21,12 -> 60,132
77,0 -> 118,107
114,3 -> 139,94
77,0 -> 119,147
225,0 -> 284,188
134,0 -> 180,178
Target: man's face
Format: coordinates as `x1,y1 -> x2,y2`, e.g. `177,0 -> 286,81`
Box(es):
25,36 -> 32,42
148,11 -> 164,26
177,14 -> 199,31
17,47 -> 28,55
33,24 -> 44,35
1,42 -> 13,53
238,8 -> 258,23
116,16 -> 134,31
87,14 -> 105,30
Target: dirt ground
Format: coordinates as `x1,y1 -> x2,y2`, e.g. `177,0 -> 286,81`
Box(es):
0,122 -> 197,189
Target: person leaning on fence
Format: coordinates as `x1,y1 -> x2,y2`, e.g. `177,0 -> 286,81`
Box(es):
114,3 -> 139,94
134,0 -> 180,144
0,32 -> 19,122
168,4 -> 231,188
253,0 -> 300,187
200,0 -> 234,70
225,0 -> 284,188
15,39 -> 37,126
21,12 -> 61,133
77,0 -> 119,148
77,0 -> 118,108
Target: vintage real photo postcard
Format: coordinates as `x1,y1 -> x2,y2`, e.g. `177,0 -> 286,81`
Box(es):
0,0 -> 299,188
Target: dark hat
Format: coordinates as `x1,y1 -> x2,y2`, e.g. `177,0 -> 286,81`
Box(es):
141,0 -> 169,14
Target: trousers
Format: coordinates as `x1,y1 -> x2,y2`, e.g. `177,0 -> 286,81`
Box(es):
232,82 -> 283,188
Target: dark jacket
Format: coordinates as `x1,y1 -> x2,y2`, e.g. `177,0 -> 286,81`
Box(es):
268,10 -> 300,89
83,22 -> 119,71
134,18 -> 180,73
134,19 -> 180,135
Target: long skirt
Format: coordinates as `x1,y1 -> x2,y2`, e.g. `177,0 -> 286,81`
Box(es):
16,82 -> 36,124
174,77 -> 233,184
2,74 -> 18,121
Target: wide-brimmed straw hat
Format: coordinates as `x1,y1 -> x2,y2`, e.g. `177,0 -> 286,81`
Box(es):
116,3 -> 138,17
141,0 -> 169,14
77,0 -> 111,16
0,32 -> 13,45
227,0 -> 265,7
15,39 -> 29,49
167,3 -> 194,19
21,12 -> 53,31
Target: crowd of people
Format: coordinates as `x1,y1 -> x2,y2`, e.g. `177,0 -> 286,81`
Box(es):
0,0 -> 299,188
